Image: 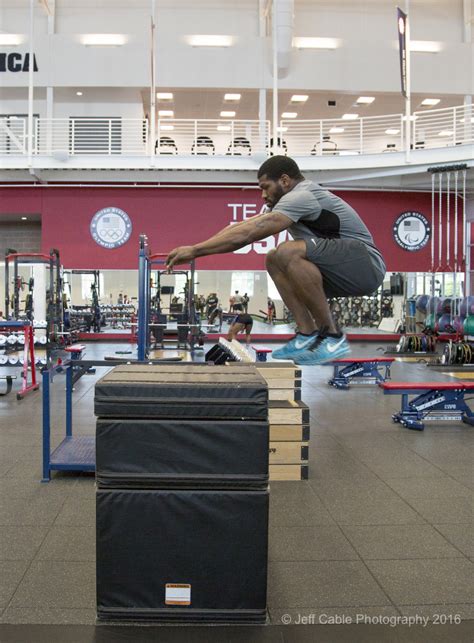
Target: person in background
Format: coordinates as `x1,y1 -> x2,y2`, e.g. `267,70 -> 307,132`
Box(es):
166,155 -> 385,364
232,290 -> 244,313
242,292 -> 250,314
227,312 -> 253,345
267,297 -> 276,325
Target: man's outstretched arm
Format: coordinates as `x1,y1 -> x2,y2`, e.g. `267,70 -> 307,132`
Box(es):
166,211 -> 291,269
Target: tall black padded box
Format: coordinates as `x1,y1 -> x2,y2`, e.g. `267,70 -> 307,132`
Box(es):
96,488 -> 269,623
94,364 -> 268,420
96,418 -> 269,489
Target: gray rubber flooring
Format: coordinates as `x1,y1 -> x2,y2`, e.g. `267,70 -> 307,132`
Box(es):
0,341 -> 473,642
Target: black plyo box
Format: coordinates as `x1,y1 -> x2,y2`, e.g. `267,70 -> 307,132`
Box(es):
96,417 -> 269,489
94,364 -> 268,420
96,488 -> 269,624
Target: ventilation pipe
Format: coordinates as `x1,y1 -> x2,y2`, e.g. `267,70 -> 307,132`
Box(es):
272,0 -> 294,79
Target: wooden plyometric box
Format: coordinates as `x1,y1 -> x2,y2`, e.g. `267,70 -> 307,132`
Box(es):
269,400 -> 309,425
269,464 -> 308,481
269,424 -> 310,442
269,442 -> 309,465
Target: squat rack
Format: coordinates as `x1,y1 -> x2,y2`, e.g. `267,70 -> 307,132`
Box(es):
137,234 -> 199,359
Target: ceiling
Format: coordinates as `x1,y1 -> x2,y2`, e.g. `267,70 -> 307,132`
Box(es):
140,88 -> 466,121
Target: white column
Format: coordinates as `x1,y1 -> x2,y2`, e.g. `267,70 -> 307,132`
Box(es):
404,0 -> 411,163
272,0 -> 278,152
150,0 -> 156,158
27,0 -> 35,162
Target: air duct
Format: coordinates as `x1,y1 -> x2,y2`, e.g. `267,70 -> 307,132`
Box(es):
272,0 -> 294,79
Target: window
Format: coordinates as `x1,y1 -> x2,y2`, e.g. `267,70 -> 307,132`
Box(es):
81,273 -> 104,302
267,275 -> 282,300
231,272 -> 254,297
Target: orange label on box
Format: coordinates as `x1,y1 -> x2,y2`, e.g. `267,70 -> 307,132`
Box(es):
165,583 -> 191,605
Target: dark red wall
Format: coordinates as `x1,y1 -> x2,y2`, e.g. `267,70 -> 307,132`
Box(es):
0,186 -> 464,271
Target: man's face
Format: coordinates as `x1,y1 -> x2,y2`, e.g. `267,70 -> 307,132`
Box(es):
258,174 -> 287,208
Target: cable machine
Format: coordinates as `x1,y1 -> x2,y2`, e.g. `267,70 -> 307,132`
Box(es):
137,235 -> 200,360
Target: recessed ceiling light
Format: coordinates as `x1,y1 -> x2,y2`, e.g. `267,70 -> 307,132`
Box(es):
385,128 -> 400,135
81,34 -> 127,46
282,112 -> 297,118
276,126 -> 288,132
217,125 -> 231,131
220,111 -> 236,117
410,40 -> 441,53
438,130 -> 453,137
76,91 -> 83,96
21,216 -> 28,221
293,37 -> 339,49
224,93 -> 241,101
342,113 -> 359,120
160,124 -> 174,131
421,98 -> 440,106
329,127 -> 344,134
187,35 -> 233,47
0,34 -> 24,46
158,110 -> 174,117
157,92 -> 173,100
356,96 -> 375,104
291,95 -> 308,103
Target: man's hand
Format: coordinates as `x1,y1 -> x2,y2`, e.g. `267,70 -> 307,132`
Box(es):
166,245 -> 197,270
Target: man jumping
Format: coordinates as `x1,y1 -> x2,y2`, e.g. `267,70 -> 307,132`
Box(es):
166,156 -> 386,365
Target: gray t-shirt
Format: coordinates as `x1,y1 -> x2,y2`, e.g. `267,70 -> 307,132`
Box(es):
271,179 -> 385,272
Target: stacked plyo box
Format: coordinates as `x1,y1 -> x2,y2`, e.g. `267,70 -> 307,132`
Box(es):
227,361 -> 309,481
94,364 -> 269,624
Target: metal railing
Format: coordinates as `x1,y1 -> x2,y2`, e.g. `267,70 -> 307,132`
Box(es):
412,104 -> 474,150
278,113 -> 405,156
155,119 -> 270,156
0,117 -> 27,154
0,106 -> 471,160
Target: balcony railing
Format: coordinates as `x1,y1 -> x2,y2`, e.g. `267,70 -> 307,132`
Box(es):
0,105 -> 471,160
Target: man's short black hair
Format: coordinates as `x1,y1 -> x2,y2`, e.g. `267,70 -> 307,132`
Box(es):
257,155 -> 304,181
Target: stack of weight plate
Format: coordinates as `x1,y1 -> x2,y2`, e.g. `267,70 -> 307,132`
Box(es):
94,363 -> 269,624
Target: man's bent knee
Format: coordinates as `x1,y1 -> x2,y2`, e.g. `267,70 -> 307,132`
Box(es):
273,240 -> 307,268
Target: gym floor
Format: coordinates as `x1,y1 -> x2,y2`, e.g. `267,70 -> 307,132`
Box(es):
0,341 -> 473,643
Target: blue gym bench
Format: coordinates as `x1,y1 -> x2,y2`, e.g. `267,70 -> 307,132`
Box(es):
380,381 -> 474,431
329,357 -> 394,390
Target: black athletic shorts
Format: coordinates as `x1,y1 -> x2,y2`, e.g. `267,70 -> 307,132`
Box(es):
305,238 -> 385,298
234,314 -> 253,328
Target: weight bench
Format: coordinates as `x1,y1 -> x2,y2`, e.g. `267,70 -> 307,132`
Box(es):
64,344 -> 86,360
0,375 -> 16,396
380,381 -> 474,431
65,344 -> 96,384
329,358 -> 394,390
252,346 -> 272,362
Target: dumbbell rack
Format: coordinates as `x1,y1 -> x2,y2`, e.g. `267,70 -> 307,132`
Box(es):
0,321 -> 39,399
100,304 -> 136,329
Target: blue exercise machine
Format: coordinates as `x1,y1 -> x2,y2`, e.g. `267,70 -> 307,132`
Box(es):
329,357 -> 394,390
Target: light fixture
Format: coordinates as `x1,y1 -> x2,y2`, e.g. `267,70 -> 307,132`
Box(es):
276,126 -> 288,132
329,127 -> 344,134
21,216 -> 28,221
339,150 -> 359,156
217,125 -> 231,131
157,92 -> 173,100
356,96 -> 375,104
410,40 -> 441,53
385,128 -> 400,135
460,117 -> 474,123
421,98 -> 440,106
0,34 -> 24,46
290,95 -> 308,103
293,37 -> 339,49
342,113 -> 359,120
220,110 -> 236,117
402,115 -> 418,121
282,112 -> 297,119
76,91 -> 83,96
81,34 -> 127,46
187,35 -> 233,47
224,93 -> 241,101
160,124 -> 174,131
158,110 -> 174,117
438,130 -> 453,137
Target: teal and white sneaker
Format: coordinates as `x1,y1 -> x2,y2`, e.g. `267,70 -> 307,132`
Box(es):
271,332 -> 318,360
294,331 -> 351,365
